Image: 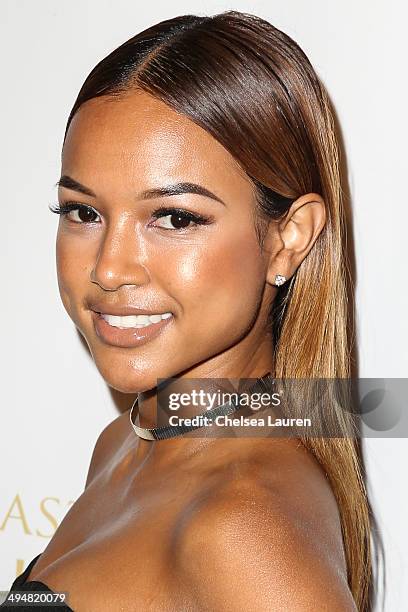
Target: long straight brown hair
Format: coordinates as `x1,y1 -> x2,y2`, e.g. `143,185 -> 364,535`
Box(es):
65,10 -> 372,610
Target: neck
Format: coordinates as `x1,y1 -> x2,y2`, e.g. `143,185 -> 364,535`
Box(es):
138,335 -> 274,429
133,344 -> 273,460
131,330 -> 274,460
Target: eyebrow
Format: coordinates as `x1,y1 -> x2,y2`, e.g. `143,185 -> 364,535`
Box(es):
56,175 -> 95,196
56,175 -> 226,206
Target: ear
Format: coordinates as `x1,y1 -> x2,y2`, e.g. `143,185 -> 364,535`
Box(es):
263,193 -> 326,286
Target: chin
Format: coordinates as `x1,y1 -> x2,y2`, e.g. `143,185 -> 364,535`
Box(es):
88,354 -> 169,394
108,380 -> 147,394
103,374 -> 160,395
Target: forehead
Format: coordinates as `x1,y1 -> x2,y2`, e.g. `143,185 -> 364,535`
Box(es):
62,90 -> 252,198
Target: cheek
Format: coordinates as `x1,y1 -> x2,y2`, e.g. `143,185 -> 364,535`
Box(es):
169,229 -> 266,329
55,229 -> 92,320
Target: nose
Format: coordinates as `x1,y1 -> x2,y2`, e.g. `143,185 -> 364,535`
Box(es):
90,218 -> 150,291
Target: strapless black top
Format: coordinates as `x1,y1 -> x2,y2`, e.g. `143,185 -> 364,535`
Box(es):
0,555 -> 74,611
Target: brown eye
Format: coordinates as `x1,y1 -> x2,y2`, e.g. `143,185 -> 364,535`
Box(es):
168,213 -> 192,229
74,207 -> 99,223
48,203 -> 102,224
153,212 -> 193,230
150,207 -> 212,230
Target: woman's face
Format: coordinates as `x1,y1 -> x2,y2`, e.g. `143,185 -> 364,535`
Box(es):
57,90 -> 276,392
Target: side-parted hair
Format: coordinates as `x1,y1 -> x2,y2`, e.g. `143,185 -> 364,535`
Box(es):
65,11 -> 372,610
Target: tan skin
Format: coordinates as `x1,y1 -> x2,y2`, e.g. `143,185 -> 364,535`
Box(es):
27,90 -> 357,611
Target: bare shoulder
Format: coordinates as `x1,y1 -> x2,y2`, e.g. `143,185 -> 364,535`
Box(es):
84,409 -> 131,487
174,439 -> 357,611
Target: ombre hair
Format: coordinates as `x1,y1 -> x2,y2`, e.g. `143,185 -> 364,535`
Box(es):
64,11 -> 373,610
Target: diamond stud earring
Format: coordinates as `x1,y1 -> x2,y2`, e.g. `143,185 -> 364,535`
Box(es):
274,274 -> 287,287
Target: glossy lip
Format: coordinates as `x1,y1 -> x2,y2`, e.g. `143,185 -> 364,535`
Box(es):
91,310 -> 174,348
89,301 -> 172,316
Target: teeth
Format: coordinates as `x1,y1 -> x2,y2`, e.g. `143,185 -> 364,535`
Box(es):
101,312 -> 172,329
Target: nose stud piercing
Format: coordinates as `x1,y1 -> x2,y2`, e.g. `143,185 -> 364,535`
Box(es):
274,274 -> 287,286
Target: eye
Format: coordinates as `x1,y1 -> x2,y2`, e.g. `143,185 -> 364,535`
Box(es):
150,207 -> 213,230
48,203 -> 214,229
49,202 -> 101,224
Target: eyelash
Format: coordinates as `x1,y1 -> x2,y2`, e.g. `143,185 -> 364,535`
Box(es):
48,202 -> 213,230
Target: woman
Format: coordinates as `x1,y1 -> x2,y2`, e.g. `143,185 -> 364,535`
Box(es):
2,10 -> 372,611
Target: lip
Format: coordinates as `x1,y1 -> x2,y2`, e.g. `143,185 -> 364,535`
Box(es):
91,310 -> 174,348
89,301 -> 172,316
